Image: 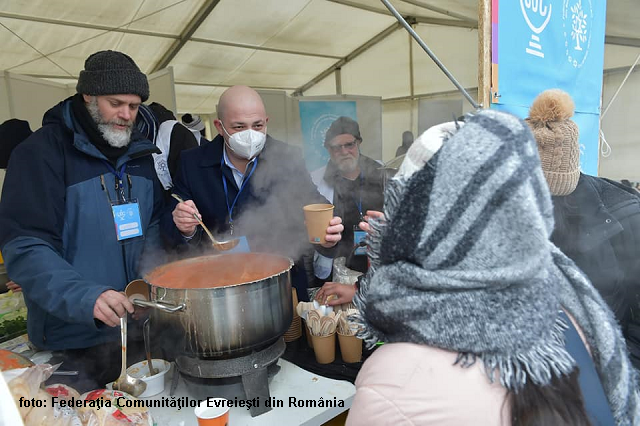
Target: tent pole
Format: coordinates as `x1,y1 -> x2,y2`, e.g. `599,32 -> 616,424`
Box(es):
409,29 -> 415,133
478,0 -> 492,108
379,0 -> 479,109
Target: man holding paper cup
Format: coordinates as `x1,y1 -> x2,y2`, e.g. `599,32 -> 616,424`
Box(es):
164,85 -> 343,302
310,117 -> 385,278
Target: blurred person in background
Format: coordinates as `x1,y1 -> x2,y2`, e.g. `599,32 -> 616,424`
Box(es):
137,102 -> 199,198
394,130 -> 414,157
0,118 -> 32,169
310,116 -> 384,278
181,112 -> 210,145
315,123 -> 447,306
0,118 -> 32,293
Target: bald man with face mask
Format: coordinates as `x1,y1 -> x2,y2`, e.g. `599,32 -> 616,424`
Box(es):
162,86 -> 343,305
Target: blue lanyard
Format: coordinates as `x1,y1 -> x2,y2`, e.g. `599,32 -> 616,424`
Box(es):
221,155 -> 258,234
352,175 -> 364,219
103,161 -> 128,202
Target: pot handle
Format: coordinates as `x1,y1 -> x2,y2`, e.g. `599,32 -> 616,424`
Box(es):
132,299 -> 185,313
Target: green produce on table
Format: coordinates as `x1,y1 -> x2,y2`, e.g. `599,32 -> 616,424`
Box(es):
0,291 -> 27,341
0,315 -> 27,337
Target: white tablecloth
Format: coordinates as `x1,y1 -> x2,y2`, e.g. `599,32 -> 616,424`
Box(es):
149,359 -> 355,426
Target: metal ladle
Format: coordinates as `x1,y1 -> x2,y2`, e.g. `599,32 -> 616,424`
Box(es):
143,318 -> 159,377
112,316 -> 146,397
171,194 -> 239,251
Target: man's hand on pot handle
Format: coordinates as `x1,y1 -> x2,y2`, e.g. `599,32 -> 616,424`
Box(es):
94,290 -> 134,327
321,216 -> 344,248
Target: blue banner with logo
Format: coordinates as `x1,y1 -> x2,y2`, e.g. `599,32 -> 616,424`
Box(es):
493,0 -> 607,175
299,101 -> 357,172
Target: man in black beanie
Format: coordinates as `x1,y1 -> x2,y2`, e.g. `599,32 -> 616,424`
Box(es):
0,50 -> 164,391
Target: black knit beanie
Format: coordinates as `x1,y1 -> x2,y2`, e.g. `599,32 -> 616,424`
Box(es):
76,50 -> 149,101
324,116 -> 361,145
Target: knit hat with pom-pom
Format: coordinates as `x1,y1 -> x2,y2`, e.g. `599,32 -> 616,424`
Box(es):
526,89 -> 580,196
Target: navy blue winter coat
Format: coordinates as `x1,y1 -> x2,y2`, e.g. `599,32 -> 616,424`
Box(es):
0,98 -> 164,351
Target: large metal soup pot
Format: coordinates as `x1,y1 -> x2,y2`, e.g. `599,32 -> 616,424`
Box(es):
141,252 -> 293,359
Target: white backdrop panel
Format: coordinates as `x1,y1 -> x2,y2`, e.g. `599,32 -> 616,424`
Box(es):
600,69 -> 640,180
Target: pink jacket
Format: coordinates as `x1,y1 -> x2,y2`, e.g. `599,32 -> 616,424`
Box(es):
347,314 -> 590,426
346,342 -> 510,426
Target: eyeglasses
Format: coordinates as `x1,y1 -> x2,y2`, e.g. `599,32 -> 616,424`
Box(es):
327,140 -> 358,153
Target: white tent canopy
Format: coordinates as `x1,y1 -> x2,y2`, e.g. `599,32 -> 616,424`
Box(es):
1,0 -> 639,176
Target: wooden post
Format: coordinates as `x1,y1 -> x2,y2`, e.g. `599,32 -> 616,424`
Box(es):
478,0 -> 492,108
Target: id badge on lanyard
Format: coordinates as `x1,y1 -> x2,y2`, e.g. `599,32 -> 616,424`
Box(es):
102,162 -> 144,242
353,226 -> 367,255
111,199 -> 144,241
352,176 -> 367,255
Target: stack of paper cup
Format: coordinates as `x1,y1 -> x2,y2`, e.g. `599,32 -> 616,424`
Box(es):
284,289 -> 302,342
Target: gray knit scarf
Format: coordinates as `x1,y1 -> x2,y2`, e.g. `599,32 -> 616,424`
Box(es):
353,110 -> 639,425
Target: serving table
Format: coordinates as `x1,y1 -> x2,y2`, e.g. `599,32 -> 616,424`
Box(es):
149,358 -> 355,426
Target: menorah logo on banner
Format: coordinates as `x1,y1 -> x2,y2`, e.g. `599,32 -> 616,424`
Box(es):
520,0 -> 552,58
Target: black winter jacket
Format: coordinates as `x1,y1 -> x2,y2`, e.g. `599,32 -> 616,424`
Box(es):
551,174 -> 640,368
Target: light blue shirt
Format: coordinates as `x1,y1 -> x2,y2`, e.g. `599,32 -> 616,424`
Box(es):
222,147 -> 256,188
223,147 -> 333,279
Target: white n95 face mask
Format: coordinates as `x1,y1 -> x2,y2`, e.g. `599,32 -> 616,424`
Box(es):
221,124 -> 267,159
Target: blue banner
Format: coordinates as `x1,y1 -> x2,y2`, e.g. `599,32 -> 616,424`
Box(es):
493,0 -> 607,175
299,101 -> 357,172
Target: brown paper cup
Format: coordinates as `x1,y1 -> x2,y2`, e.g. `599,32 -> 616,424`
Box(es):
304,320 -> 313,348
311,333 -> 336,364
125,279 -> 149,302
303,204 -> 334,244
338,332 -> 362,363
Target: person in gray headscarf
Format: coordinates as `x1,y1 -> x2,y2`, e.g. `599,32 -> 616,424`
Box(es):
347,110 -> 639,426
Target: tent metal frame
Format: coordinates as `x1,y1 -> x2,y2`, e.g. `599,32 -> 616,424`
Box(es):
291,21 -> 404,96
3,0 -> 640,110
152,0 -> 222,72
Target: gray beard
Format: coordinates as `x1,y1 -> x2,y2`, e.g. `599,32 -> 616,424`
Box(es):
335,156 -> 359,175
86,98 -> 133,148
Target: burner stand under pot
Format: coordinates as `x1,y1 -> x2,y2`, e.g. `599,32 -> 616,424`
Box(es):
174,338 -> 286,417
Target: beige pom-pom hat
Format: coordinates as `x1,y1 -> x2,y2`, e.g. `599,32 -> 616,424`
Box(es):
526,89 -> 580,196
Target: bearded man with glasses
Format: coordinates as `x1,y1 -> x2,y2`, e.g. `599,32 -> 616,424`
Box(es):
311,116 -> 384,282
